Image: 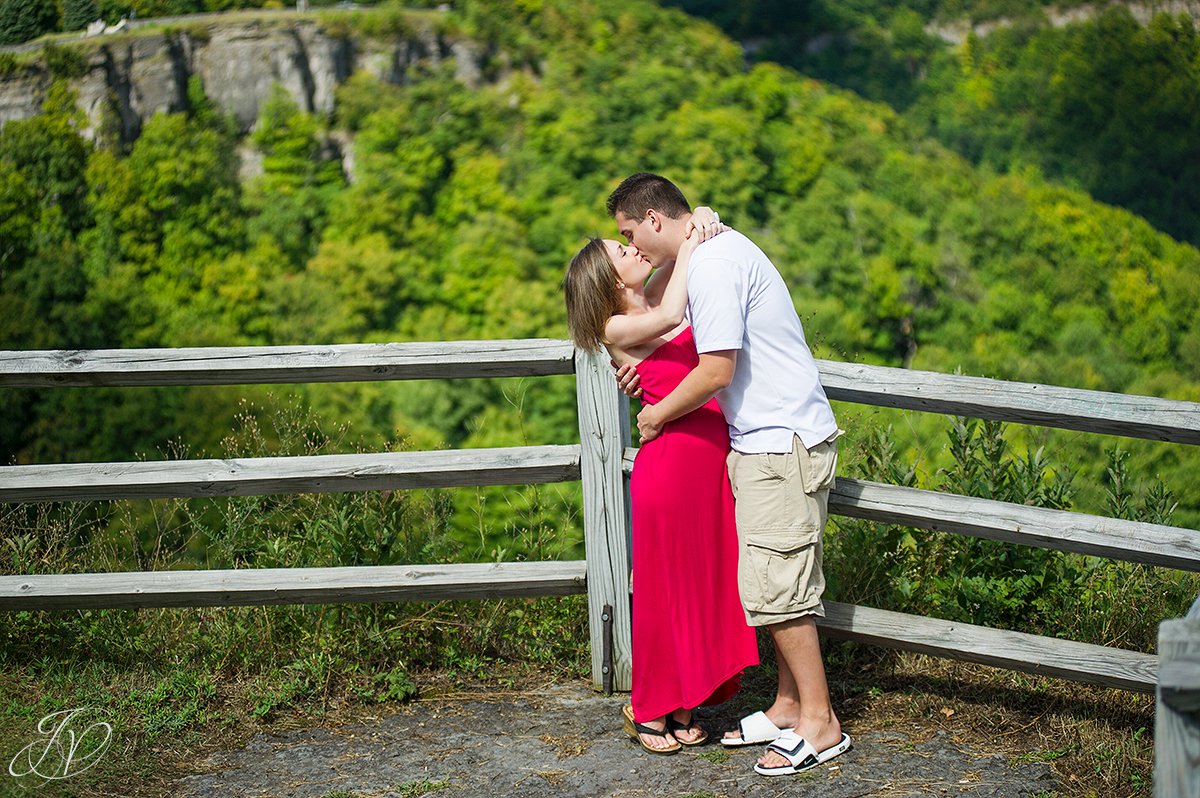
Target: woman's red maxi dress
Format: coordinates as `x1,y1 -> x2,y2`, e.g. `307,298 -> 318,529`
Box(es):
628,325 -> 759,724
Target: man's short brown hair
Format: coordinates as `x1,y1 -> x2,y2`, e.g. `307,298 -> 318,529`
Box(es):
606,173 -> 690,221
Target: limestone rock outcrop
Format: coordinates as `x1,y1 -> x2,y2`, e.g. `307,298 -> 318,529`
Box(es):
0,13 -> 489,144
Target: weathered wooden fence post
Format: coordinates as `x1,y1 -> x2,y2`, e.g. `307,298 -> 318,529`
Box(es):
574,347 -> 633,692
1155,610 -> 1200,796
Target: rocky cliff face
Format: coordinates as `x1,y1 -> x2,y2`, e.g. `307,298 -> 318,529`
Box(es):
0,13 -> 488,144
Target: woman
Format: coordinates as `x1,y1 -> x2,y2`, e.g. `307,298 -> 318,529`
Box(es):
563,211 -> 759,755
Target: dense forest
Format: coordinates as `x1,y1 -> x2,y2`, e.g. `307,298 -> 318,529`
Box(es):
669,0 -> 1200,245
2,3 -> 1197,794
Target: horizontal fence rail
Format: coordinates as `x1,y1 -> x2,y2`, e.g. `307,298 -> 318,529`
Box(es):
0,561 -> 588,610
3,343 -> 1196,444
819,601 -> 1157,693
0,445 -> 581,503
830,478 -> 1200,572
0,339 -> 576,387
817,360 -> 1200,445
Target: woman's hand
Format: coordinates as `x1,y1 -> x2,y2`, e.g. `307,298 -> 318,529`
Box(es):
687,206 -> 727,243
678,228 -> 703,258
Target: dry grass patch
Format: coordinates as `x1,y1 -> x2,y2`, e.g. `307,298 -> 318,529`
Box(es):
825,647 -> 1154,798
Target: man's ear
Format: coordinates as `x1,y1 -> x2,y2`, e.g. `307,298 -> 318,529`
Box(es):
645,209 -> 664,232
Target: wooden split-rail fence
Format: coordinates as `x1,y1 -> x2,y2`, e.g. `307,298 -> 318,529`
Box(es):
1,340 -> 1199,793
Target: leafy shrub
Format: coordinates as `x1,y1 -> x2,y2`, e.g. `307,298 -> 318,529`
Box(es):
43,43 -> 89,79
828,417 -> 1196,652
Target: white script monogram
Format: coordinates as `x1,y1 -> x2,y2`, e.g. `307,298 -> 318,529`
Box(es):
8,707 -> 113,780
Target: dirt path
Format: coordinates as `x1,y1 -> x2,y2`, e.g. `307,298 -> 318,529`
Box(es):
176,680 -> 1058,798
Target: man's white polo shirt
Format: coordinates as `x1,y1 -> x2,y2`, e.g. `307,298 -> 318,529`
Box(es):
686,230 -> 837,454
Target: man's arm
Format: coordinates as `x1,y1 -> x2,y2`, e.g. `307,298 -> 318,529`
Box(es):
636,350 -> 736,442
613,360 -> 643,398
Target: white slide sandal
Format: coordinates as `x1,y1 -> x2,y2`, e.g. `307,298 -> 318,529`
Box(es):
720,711 -> 784,748
753,730 -> 853,776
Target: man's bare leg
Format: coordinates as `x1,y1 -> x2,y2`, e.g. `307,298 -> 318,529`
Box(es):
722,634 -> 803,743
756,615 -> 841,769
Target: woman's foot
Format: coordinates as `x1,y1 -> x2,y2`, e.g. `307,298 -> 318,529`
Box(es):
622,705 -> 681,754
668,709 -> 708,745
638,717 -> 679,752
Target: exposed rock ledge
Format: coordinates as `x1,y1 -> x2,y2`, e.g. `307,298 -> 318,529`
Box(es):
0,13 -> 491,145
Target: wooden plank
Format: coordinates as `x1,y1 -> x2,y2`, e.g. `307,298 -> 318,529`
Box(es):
1155,617 -> 1200,796
817,359 -> 1200,445
0,561 -> 587,610
0,339 -> 575,387
575,347 -> 633,692
0,445 -> 581,503
819,600 -> 1157,693
829,477 -> 1200,572
1157,654 -> 1200,714
623,450 -> 1199,572
5,341 -> 1197,444
6,340 -> 1196,444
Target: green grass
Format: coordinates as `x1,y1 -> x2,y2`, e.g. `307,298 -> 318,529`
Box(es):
396,779 -> 451,797
695,749 -> 730,764
1013,747 -> 1073,766
0,595 -> 588,797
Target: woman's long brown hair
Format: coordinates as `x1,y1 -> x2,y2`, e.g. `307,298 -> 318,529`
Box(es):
564,238 -> 624,351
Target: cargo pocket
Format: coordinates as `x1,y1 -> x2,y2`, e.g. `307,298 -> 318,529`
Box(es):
741,527 -> 822,613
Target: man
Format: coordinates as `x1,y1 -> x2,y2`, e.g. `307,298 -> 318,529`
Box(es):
607,173 -> 851,777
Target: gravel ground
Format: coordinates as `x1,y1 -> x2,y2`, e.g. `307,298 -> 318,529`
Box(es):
176,681 -> 1060,798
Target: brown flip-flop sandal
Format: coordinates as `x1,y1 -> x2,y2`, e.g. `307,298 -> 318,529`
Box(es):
667,712 -> 709,746
622,704 -> 681,755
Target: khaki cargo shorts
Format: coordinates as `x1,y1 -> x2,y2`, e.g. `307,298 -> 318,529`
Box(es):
726,430 -> 841,627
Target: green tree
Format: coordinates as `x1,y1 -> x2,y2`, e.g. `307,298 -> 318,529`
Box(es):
0,0 -> 58,44
187,238 -> 291,344
0,162 -> 34,285
245,85 -> 344,269
82,79 -> 243,346
286,235 -> 411,342
0,82 -> 94,350
63,0 -> 100,30
908,8 -> 1200,245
